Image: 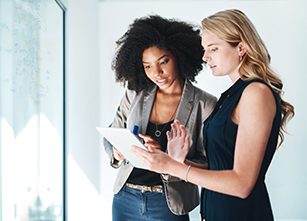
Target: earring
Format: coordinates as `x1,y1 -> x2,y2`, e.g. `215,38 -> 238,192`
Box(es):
240,56 -> 242,61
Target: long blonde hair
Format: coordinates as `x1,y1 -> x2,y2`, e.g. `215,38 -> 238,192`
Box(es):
201,9 -> 294,147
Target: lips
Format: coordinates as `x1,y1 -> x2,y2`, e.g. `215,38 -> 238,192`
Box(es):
209,65 -> 216,69
156,78 -> 166,84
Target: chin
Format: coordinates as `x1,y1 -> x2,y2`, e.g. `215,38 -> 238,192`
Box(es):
211,72 -> 219,77
212,72 -> 225,77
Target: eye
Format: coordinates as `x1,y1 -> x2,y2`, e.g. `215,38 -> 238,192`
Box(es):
212,48 -> 218,52
160,59 -> 169,65
144,64 -> 151,69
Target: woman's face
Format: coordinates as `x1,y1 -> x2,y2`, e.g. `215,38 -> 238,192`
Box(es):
142,46 -> 182,92
201,29 -> 241,83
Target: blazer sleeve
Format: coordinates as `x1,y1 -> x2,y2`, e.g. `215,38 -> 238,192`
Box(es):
192,93 -> 217,164
103,89 -> 137,168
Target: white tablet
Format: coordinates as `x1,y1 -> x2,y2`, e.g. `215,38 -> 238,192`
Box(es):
96,126 -> 148,169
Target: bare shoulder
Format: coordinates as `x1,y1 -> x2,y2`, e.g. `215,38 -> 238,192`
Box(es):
242,81 -> 275,103
239,81 -> 276,116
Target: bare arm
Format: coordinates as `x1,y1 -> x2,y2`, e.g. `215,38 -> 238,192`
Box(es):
131,82 -> 276,199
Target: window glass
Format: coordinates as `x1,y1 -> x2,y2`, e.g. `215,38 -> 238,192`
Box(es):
0,0 -> 64,220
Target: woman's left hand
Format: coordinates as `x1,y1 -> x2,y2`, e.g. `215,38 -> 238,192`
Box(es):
131,145 -> 173,174
167,120 -> 190,163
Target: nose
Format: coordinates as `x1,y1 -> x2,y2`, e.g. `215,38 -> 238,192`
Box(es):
202,51 -> 210,62
153,65 -> 163,76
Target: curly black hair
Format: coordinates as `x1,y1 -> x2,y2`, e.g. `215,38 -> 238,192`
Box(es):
112,15 -> 204,93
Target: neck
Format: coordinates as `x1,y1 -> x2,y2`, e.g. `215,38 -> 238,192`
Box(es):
229,71 -> 240,84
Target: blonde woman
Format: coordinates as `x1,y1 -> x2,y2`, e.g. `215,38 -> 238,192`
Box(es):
132,9 -> 294,220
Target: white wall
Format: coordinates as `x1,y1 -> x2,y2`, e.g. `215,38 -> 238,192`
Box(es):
65,0 -> 108,220
98,1 -> 307,221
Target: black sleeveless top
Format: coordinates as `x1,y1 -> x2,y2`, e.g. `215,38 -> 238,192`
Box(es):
127,121 -> 173,185
201,79 -> 281,220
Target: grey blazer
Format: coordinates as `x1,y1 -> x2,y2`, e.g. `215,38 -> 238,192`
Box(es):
103,80 -> 217,215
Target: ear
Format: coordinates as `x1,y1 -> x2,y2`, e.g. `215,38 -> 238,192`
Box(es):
238,42 -> 246,57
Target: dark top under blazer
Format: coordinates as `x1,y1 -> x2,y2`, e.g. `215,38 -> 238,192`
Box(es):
201,79 -> 281,220
103,79 -> 217,215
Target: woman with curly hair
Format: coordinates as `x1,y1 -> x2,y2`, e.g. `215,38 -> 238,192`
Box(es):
132,9 -> 295,221
103,15 -> 217,220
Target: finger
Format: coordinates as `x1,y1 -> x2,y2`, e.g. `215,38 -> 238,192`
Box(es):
184,135 -> 190,150
131,145 -> 151,155
144,139 -> 158,146
151,143 -> 161,150
113,147 -> 122,155
143,141 -> 151,148
180,124 -> 187,138
147,145 -> 153,152
166,131 -> 172,142
144,141 -> 155,147
174,119 -> 181,125
174,120 -> 182,137
115,155 -> 124,161
133,151 -> 145,163
171,123 -> 177,137
131,145 -> 147,159
113,151 -> 125,161
144,141 -> 159,150
115,151 -> 123,157
147,145 -> 156,153
138,134 -> 154,142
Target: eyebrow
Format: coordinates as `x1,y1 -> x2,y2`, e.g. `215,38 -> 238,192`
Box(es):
142,54 -> 168,64
202,43 -> 218,51
207,43 -> 218,47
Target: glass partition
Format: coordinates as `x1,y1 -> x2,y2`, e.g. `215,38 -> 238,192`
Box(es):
0,0 -> 65,220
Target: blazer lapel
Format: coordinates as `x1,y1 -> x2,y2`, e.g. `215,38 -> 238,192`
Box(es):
140,80 -> 194,136
141,85 -> 157,134
174,80 -> 194,130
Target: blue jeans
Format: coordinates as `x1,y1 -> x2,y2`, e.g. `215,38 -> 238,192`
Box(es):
112,185 -> 190,221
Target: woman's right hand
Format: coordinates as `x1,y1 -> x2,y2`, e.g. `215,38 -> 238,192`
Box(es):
113,146 -> 125,161
138,134 -> 161,150
166,120 -> 190,163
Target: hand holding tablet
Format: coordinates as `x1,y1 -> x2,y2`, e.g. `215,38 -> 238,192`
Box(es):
96,126 -> 148,169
